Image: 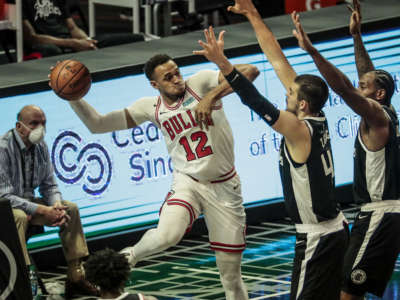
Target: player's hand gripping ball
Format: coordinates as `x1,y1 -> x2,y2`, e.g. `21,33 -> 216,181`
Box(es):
50,59 -> 91,101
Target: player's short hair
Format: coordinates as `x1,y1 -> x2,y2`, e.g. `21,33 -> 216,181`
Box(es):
295,74 -> 329,114
144,54 -> 173,80
84,248 -> 130,291
373,69 -> 395,106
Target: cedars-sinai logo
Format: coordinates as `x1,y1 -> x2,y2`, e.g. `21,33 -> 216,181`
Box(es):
51,131 -> 112,195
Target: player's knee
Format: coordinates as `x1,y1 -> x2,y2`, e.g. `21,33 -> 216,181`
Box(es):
216,251 -> 243,289
220,269 -> 242,290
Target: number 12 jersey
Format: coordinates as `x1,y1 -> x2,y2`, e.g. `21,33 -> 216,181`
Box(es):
126,70 -> 236,181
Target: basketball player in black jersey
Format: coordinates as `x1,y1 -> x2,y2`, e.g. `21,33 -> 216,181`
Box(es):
291,2 -> 400,299
193,1 -> 349,299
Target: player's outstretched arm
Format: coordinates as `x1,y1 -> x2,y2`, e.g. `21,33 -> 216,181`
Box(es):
194,27 -> 309,147
291,12 -> 387,129
227,0 -> 297,91
348,0 -> 375,78
193,29 -> 259,129
68,99 -> 138,133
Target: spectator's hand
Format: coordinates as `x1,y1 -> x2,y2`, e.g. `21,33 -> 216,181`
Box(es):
52,201 -> 71,227
347,0 -> 361,36
227,0 -> 258,17
291,12 -> 316,55
195,96 -> 214,130
193,27 -> 226,66
50,214 -> 69,227
36,205 -> 64,227
71,38 -> 98,51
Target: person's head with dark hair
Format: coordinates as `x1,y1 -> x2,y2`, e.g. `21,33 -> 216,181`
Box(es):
144,54 -> 172,80
144,54 -> 186,102
373,69 -> 395,105
286,74 -> 329,116
84,248 -> 130,297
358,70 -> 395,106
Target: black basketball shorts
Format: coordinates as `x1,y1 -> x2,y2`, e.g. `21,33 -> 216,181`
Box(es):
342,202 -> 400,297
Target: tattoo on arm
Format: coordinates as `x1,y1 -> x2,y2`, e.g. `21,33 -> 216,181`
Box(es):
353,34 -> 375,78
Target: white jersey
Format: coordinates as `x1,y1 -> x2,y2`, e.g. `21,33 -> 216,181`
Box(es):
126,70 -> 235,181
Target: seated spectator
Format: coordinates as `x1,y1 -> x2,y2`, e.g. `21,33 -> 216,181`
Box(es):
22,0 -> 144,57
0,105 -> 98,298
84,248 -> 158,300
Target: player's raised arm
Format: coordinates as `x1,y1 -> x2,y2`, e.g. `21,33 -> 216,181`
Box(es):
348,0 -> 375,78
49,62 -> 139,133
194,27 -> 310,149
227,0 -> 297,90
291,12 -> 388,129
193,29 -> 260,130
68,98 -> 138,133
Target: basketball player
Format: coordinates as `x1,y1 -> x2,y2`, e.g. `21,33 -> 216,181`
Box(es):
193,1 -> 349,299
290,7 -> 400,299
54,53 -> 259,300
85,248 -> 158,300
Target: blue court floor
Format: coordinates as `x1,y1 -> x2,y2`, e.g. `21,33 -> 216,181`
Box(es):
35,206 -> 400,299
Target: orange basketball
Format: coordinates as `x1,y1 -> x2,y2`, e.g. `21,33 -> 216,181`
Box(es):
50,59 -> 91,101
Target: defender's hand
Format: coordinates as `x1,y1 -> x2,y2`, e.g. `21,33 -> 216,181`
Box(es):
193,27 -> 226,65
347,0 -> 362,36
291,12 -> 316,55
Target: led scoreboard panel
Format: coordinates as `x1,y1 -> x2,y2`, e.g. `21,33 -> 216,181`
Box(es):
2,27 -> 399,249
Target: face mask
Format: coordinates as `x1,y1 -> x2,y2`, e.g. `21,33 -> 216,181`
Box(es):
19,122 -> 46,144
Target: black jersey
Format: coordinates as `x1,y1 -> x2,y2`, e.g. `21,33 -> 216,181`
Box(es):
279,112 -> 339,224
353,106 -> 400,204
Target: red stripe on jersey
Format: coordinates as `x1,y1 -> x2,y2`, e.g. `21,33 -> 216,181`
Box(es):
211,172 -> 237,184
210,242 -> 246,248
187,175 -> 199,182
161,88 -> 186,111
218,167 -> 235,178
167,198 -> 196,226
187,169 -> 236,184
186,86 -> 202,102
155,96 -> 161,126
210,241 -> 246,252
187,86 -> 222,110
210,247 -> 245,253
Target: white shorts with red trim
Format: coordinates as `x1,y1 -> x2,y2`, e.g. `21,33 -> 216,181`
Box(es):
161,170 -> 246,252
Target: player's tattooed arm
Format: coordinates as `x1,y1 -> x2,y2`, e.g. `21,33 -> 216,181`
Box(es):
292,12 -> 387,130
348,0 -> 375,78
228,0 -> 297,91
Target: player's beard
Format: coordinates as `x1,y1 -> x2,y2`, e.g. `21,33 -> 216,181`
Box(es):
164,89 -> 185,102
285,98 -> 299,116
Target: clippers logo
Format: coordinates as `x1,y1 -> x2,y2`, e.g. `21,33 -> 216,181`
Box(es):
51,131 -> 112,195
351,269 -> 367,285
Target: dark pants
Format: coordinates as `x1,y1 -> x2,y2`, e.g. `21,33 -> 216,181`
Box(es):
27,32 -> 144,57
